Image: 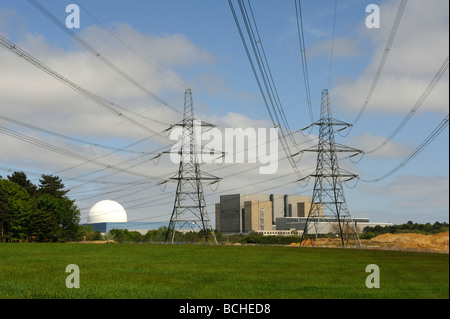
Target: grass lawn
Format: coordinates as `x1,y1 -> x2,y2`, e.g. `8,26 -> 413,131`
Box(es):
0,243 -> 448,299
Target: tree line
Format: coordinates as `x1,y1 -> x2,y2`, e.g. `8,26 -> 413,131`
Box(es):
103,227 -> 299,244
360,221 -> 449,239
0,171 -> 81,242
105,222 -> 449,244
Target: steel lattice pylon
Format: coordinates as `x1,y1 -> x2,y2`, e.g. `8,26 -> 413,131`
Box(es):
298,89 -> 363,247
164,89 -> 220,244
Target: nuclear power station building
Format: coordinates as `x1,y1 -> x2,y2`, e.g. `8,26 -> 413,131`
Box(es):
86,200 -> 165,234
215,194 -> 391,235
85,196 -> 391,236
215,194 -> 315,234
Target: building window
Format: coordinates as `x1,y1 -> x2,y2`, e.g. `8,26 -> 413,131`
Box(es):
260,208 -> 264,230
241,208 -> 245,232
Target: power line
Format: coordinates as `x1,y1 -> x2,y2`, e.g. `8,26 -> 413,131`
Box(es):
26,0 -> 181,114
114,170 -> 309,221
89,148 -> 317,222
228,0 -> 302,178
0,164 -> 134,186
0,125 -> 158,180
327,0 -> 337,90
361,114 -> 449,183
73,0 -> 186,89
0,34 -> 171,139
245,0 -> 303,154
343,0 -> 408,136
366,56 -> 449,154
0,114 -> 154,155
294,0 -> 313,123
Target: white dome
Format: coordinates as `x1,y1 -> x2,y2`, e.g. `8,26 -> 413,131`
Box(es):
88,200 -> 127,223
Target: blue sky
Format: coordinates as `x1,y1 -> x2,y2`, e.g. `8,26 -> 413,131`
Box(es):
0,0 -> 448,226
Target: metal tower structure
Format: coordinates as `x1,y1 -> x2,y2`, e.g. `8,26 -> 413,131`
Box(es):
298,89 -> 363,247
164,89 -> 220,244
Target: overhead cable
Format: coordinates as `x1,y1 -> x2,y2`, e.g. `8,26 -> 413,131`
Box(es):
361,114 -> 449,183
26,0 -> 181,113
0,34 -> 170,139
343,0 -> 408,136
73,0 -> 186,89
294,0 -> 313,123
366,56 -> 449,154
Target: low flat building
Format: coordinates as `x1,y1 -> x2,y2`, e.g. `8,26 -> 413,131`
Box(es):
86,222 -> 167,234
276,217 -> 392,235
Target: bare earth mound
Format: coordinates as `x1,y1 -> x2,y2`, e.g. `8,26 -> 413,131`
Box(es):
289,231 -> 449,253
369,231 -> 449,253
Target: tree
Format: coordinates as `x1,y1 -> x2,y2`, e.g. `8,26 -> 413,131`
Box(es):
59,197 -> 81,241
28,208 -> 60,242
37,175 -> 69,198
0,187 -> 9,242
7,171 -> 37,196
144,226 -> 168,242
0,174 -> 81,242
35,193 -> 81,242
0,179 -> 33,242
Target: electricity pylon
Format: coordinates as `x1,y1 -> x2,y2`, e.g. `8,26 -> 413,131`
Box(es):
298,89 -> 363,247
164,89 -> 220,244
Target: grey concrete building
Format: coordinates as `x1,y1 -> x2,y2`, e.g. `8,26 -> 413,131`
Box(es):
215,193 -> 392,235
215,193 -> 314,234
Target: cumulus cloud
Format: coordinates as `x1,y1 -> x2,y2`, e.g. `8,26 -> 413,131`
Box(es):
349,133 -> 414,158
332,0 -> 449,115
0,22 -> 218,140
308,37 -> 362,59
0,17 -> 310,223
0,16 -> 223,189
360,175 -> 449,209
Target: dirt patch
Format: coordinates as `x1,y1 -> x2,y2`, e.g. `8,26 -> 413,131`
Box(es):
289,231 -> 449,253
369,231 -> 449,252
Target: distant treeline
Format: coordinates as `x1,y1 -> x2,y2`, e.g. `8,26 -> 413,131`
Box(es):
98,227 -> 298,244
0,171 -> 81,242
102,227 -> 223,244
102,222 -> 449,244
360,221 -> 449,239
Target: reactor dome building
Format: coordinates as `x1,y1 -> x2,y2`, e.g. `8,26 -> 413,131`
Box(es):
86,200 -> 129,233
88,200 -> 128,224
85,200 -> 166,234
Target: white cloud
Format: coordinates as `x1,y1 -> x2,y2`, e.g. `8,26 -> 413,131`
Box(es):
80,23 -> 215,68
0,6 -> 26,37
0,22 -> 218,141
332,0 -> 449,115
190,72 -> 232,97
0,17 -> 308,217
0,17 -> 225,200
349,133 -> 414,158
360,175 -> 449,209
308,37 -> 362,59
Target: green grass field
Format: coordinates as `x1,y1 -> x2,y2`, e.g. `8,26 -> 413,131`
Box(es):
0,243 -> 448,299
